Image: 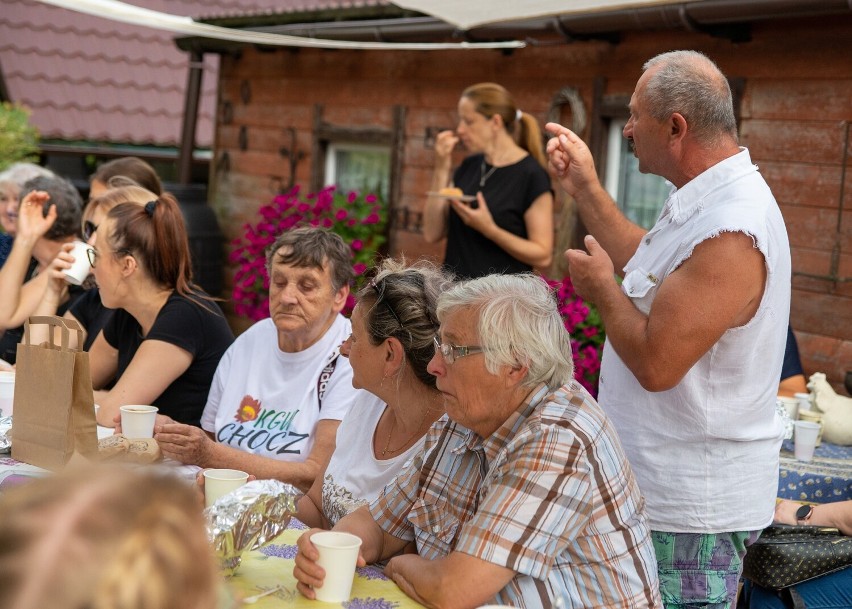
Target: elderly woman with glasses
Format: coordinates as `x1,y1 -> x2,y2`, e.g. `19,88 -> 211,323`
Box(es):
82,187 -> 233,428
294,259 -> 451,529
295,274 -> 661,608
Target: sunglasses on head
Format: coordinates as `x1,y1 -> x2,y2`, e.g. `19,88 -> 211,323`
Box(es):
82,220 -> 98,241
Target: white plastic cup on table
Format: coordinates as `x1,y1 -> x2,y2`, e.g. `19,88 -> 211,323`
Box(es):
794,420 -> 821,462
203,469 -> 249,508
797,409 -> 823,446
0,371 -> 14,417
776,396 -> 798,421
794,392 -> 812,413
312,531 -> 363,603
119,405 -> 158,439
63,240 -> 94,286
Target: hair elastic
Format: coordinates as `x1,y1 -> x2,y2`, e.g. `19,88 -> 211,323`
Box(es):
144,200 -> 157,216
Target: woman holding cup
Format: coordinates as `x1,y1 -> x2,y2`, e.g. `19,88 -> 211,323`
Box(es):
0,175 -> 84,364
31,179 -> 158,352
81,187 -> 233,428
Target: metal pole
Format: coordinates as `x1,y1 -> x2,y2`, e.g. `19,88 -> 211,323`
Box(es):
178,49 -> 204,185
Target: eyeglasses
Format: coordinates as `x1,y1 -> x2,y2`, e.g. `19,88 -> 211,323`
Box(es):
86,247 -> 99,268
82,220 -> 98,241
433,335 -> 484,365
369,277 -> 404,330
87,246 -> 130,269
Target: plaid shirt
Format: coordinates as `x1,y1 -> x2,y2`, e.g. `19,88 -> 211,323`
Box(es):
370,382 -> 662,609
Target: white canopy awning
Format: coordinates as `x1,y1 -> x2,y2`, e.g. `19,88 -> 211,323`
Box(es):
391,0 -> 703,30
34,0 -> 524,50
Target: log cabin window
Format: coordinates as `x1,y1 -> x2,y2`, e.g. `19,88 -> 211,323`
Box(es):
603,118 -> 670,230
323,142 -> 390,202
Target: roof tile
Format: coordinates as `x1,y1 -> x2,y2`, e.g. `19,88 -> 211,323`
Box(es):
0,0 -> 303,148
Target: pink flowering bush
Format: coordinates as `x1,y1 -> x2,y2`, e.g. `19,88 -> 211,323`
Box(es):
546,276 -> 605,397
230,185 -> 387,320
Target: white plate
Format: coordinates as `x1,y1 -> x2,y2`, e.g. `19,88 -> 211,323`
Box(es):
426,191 -> 477,202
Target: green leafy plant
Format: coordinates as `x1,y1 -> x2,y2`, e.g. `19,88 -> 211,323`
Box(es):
230,185 -> 387,320
0,102 -> 40,171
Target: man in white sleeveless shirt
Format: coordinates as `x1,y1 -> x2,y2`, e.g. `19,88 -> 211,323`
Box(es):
546,50 -> 790,609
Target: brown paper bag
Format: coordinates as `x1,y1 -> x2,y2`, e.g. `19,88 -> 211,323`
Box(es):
11,316 -> 98,470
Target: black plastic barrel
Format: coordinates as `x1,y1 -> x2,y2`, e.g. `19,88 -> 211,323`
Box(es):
165,183 -> 224,297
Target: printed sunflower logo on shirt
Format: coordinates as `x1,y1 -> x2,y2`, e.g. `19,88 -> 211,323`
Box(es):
218,393 -> 307,457
235,395 -> 262,423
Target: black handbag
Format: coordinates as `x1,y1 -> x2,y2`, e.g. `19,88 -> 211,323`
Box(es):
742,524 -> 852,590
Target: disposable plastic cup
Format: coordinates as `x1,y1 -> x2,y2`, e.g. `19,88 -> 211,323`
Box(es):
794,392 -> 812,413
0,371 -> 14,417
64,240 -> 93,285
203,469 -> 249,508
797,410 -> 823,446
794,421 -> 821,462
776,396 -> 798,421
312,531 -> 362,602
119,405 -> 158,439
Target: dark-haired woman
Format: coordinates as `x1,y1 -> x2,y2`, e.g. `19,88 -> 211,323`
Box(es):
296,259 -> 451,528
88,156 -> 163,201
89,191 -> 233,427
423,82 -> 554,279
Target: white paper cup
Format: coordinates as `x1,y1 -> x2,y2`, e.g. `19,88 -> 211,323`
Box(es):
794,392 -> 812,413
776,396 -> 798,421
794,421 -> 821,462
64,240 -> 93,285
203,469 -> 249,508
119,405 -> 158,439
0,371 -> 14,417
312,531 -> 362,603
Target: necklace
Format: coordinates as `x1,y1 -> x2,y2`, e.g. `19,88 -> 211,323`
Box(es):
381,408 -> 428,457
480,159 -> 498,188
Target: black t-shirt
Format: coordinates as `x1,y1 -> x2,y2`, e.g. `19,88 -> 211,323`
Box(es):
102,291 -> 234,426
68,288 -> 113,352
780,324 -> 804,381
444,153 -> 552,279
0,259 -> 83,364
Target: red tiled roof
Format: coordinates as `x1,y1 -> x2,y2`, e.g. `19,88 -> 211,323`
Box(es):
0,0 -> 387,149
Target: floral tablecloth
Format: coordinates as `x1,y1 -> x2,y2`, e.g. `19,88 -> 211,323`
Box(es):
227,519 -> 425,608
778,440 -> 852,503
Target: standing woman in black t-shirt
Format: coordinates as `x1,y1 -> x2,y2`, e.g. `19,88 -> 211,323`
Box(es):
423,82 -> 554,279
85,188 -> 234,428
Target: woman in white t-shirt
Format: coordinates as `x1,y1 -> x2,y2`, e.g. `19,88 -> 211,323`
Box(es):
296,260 -> 451,528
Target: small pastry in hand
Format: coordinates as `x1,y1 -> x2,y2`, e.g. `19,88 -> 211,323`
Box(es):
98,435 -> 130,460
439,187 -> 464,198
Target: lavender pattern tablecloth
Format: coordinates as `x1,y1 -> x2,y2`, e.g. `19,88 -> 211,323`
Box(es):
778,440 -> 852,503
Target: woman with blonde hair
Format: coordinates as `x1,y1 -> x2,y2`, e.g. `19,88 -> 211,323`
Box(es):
82,186 -> 233,427
0,465 -> 220,609
423,82 -> 554,279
